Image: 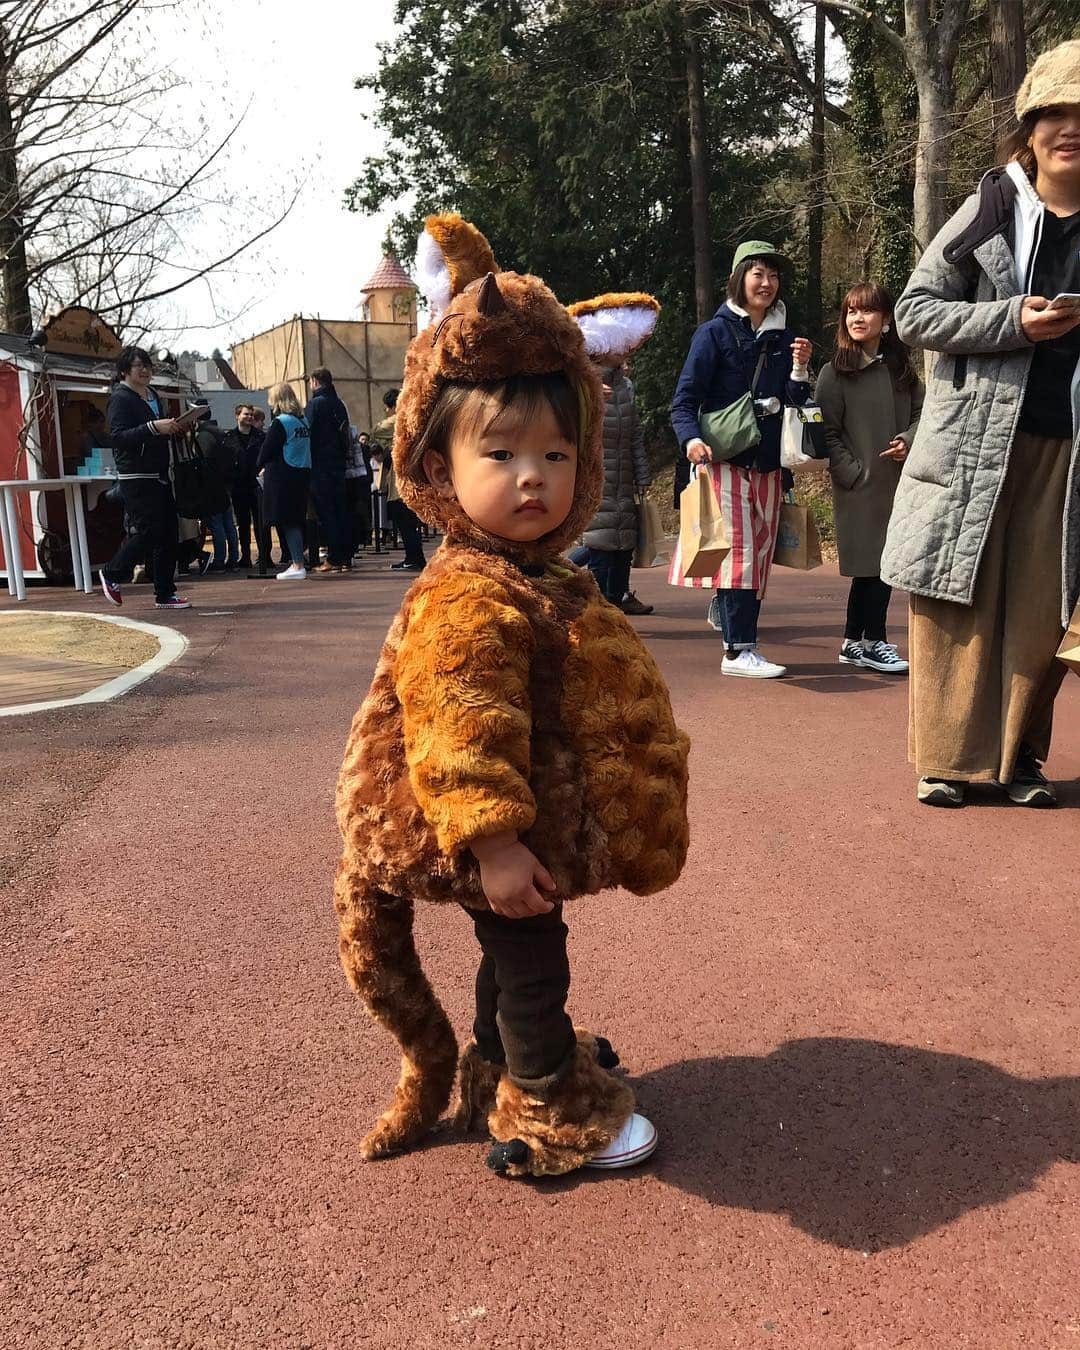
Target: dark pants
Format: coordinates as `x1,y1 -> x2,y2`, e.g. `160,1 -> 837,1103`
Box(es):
104,480 -> 178,601
713,588 -> 762,648
464,903 -> 576,1096
844,575 -> 892,643
388,499 -> 426,566
345,477 -> 372,551
232,490 -> 258,563
584,547 -> 633,603
309,468 -> 350,565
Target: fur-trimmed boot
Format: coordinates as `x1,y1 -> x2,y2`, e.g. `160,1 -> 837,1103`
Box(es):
453,1030 -> 621,1134
485,1042 -> 636,1177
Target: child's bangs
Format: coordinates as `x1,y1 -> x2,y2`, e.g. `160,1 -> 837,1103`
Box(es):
475,373 -> 580,446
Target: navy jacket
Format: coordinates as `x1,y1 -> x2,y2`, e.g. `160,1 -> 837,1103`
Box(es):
304,384 -> 350,476
670,302 -> 810,473
106,381 -> 171,477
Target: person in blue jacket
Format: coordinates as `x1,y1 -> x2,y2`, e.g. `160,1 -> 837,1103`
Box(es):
670,241 -> 812,678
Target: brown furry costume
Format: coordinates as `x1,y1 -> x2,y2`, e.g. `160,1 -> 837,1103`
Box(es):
334,215 -> 689,1177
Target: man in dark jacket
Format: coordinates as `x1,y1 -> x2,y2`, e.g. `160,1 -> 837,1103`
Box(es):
99,346 -> 191,610
305,367 -> 352,571
221,403 -> 264,567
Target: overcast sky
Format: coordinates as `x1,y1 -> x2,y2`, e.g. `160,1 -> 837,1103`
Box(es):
163,0 -> 403,357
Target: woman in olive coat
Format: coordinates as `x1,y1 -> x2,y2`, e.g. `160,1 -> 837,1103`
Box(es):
817,283 -> 923,674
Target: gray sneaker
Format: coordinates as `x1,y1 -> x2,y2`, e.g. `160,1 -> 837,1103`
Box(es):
917,777 -> 965,807
1004,750 -> 1057,807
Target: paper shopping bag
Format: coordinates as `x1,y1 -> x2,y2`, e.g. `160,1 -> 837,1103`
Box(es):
773,501 -> 822,570
633,495 -> 669,568
678,467 -> 730,578
1057,601 -> 1080,676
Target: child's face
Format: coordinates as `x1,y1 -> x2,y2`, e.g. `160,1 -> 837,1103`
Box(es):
425,394 -> 577,544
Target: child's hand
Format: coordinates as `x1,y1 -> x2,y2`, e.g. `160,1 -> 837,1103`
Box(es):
471,831 -> 556,918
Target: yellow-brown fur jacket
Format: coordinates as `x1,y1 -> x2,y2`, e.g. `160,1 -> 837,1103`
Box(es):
333,214 -> 689,1172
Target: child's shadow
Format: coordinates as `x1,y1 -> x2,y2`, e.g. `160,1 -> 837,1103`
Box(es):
622,1038 -> 1079,1252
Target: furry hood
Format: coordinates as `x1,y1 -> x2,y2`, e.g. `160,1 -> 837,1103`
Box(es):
394,215 -> 612,563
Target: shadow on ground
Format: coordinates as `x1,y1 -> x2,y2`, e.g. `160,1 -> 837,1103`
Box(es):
610,1038 -> 1080,1252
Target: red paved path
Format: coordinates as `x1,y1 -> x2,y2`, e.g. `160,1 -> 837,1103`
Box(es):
3,559 -> 1080,1349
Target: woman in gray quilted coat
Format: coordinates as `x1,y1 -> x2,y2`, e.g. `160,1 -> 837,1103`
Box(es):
881,40 -> 1080,808
566,294 -> 662,616
578,361 -> 654,614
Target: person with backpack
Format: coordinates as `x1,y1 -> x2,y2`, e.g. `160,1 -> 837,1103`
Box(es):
257,383 -> 311,581
882,41 -> 1080,808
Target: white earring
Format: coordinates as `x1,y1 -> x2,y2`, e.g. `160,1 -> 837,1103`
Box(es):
882,323 -> 891,333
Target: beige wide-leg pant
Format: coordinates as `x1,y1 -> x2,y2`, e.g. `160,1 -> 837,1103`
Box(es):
908,430 -> 1069,784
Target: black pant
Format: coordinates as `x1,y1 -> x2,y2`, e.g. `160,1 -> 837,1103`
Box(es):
309,469 -> 350,565
844,575 -> 892,643
464,903 -> 576,1096
104,480 -> 178,601
345,477 -> 372,550
387,499 -> 426,566
585,547 -> 633,603
232,490 -> 258,563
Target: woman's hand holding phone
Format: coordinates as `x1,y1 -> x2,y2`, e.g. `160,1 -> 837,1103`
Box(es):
1021,296 -> 1080,342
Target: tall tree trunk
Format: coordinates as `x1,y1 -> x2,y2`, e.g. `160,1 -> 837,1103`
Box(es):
806,4 -> 826,342
911,66 -> 952,250
988,0 -> 1026,149
0,30 -> 31,333
684,24 -> 713,324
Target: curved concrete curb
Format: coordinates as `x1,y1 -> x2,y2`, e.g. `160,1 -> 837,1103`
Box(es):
0,612 -> 188,718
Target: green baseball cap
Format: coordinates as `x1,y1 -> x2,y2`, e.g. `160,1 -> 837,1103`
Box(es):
731,239 -> 790,270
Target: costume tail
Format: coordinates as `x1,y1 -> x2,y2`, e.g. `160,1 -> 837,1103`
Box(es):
335,876 -> 458,1159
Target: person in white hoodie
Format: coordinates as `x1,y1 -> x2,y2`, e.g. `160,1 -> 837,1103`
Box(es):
669,241 -> 813,678
881,40 -> 1080,809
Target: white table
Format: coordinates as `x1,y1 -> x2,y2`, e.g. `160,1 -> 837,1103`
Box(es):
0,476 -> 115,601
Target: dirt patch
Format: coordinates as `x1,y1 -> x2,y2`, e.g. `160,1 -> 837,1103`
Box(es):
0,614 -> 160,669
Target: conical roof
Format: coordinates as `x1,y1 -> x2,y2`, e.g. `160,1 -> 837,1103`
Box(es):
361,250 -> 415,293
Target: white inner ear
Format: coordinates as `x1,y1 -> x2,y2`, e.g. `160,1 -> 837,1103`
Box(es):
575,305 -> 658,358
415,229 -> 453,322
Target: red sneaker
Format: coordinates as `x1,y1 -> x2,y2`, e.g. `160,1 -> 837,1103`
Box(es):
99,570 -> 122,606
154,595 -> 191,610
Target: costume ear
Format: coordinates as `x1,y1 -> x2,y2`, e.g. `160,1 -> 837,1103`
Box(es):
417,213 -> 499,321
567,292 -> 661,359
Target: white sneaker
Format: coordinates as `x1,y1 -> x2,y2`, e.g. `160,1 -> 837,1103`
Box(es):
275,564 -> 307,581
583,1112 -> 658,1170
861,640 -> 908,674
721,647 -> 786,678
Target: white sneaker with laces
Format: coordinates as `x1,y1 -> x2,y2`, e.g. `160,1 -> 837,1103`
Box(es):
721,647 -> 786,679
583,1112 -> 658,1169
861,640 -> 908,674
276,564 -> 307,581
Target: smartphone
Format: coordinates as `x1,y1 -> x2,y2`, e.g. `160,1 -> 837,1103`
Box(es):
1047,292 -> 1080,313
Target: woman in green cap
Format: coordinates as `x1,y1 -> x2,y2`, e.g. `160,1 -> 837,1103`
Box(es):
670,242 -> 813,677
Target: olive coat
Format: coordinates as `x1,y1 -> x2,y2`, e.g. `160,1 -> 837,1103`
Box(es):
817,358 -> 923,578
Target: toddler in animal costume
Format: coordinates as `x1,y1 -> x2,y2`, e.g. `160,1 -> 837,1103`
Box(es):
334,214 -> 689,1177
